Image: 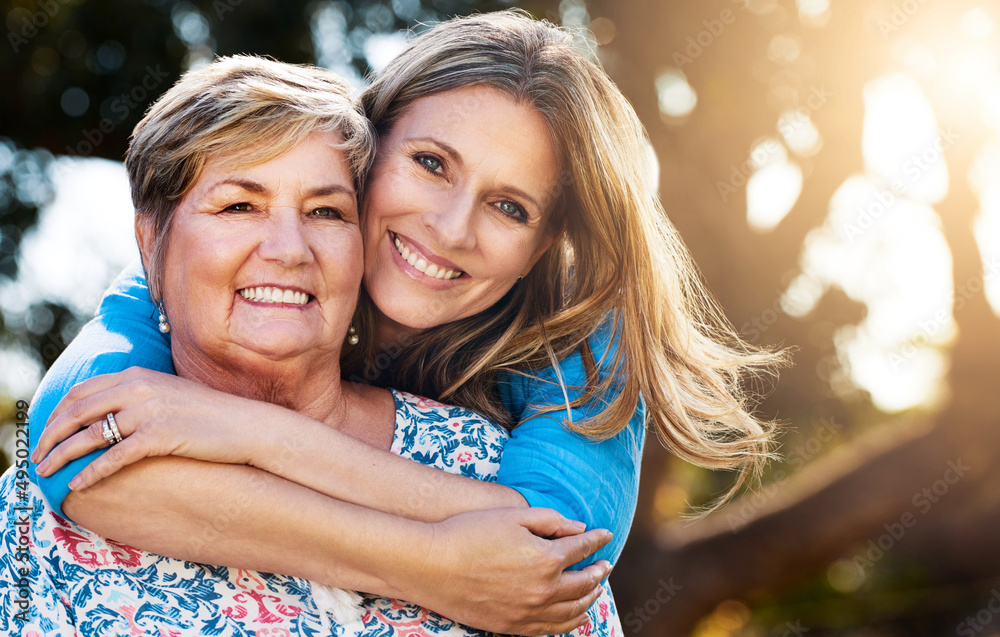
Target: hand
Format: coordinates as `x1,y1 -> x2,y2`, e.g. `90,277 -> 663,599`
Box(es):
412,507 -> 613,635
33,367 -> 279,489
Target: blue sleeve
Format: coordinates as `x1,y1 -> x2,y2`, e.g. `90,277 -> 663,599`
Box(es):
496,318 -> 645,569
27,261 -> 175,519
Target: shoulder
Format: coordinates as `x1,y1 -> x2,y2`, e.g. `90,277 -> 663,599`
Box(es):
500,313 -> 623,416
389,389 -> 508,481
94,259 -> 159,322
29,263 -> 174,435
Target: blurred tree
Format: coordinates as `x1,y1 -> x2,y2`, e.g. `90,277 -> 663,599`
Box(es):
592,0 -> 1000,634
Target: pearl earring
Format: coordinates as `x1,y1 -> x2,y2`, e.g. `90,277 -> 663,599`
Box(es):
346,322 -> 359,345
157,300 -> 171,334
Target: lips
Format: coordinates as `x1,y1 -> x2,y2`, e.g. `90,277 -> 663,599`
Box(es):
238,286 -> 312,305
392,232 -> 463,280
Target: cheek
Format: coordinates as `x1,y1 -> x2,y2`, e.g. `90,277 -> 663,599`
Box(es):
365,170 -> 417,223
325,233 -> 365,291
494,233 -> 542,274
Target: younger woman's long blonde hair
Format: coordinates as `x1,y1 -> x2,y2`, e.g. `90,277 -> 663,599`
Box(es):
350,10 -> 785,504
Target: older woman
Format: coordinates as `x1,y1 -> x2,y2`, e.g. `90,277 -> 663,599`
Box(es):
5,55 -> 616,636
33,8 -> 781,633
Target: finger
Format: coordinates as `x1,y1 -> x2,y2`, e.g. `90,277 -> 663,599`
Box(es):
517,507 -> 585,539
528,582 -> 604,629
522,611 -> 593,636
68,436 -> 150,491
35,385 -> 136,463
36,419 -> 114,476
546,517 -> 590,539
551,529 -> 612,569
547,560 -> 612,603
47,370 -> 134,425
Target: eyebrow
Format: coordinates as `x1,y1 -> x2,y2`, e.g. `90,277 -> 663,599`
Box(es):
406,137 -> 463,164
207,179 -> 355,199
404,137 -> 544,211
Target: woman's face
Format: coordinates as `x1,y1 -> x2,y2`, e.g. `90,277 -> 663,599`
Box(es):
149,131 -> 362,374
362,85 -> 561,334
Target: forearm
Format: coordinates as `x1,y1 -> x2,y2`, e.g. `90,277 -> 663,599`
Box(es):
281,445 -> 528,521
61,446 -> 614,635
41,376 -> 527,523
63,455 -> 426,598
251,403 -> 527,521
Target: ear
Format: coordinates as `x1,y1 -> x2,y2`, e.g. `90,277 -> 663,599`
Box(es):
134,214 -> 164,301
134,214 -> 155,271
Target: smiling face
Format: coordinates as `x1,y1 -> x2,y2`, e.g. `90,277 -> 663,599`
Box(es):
146,131 -> 362,385
361,86 -> 562,338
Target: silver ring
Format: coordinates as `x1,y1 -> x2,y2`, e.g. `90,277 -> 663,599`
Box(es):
101,419 -> 118,446
106,412 -> 123,444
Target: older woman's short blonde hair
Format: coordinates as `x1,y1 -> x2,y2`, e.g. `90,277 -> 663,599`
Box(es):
126,55 -> 374,301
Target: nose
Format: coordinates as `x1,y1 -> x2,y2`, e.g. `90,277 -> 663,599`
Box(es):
258,209 -> 315,267
421,190 -> 476,251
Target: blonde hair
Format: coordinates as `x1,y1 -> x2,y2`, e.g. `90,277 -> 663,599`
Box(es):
353,10 -> 785,504
126,55 -> 374,301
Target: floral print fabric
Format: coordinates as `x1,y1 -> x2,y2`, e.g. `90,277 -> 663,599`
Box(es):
1,390 -> 620,637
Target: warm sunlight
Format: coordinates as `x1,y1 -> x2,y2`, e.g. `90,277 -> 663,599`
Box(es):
784,74 -> 955,412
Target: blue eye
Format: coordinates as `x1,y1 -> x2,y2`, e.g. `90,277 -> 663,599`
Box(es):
496,200 -> 527,221
415,154 -> 443,173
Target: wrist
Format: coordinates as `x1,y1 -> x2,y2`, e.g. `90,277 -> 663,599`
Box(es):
247,402 -> 311,472
375,519 -> 439,602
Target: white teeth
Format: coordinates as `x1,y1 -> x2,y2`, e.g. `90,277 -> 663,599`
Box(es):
238,286 -> 310,306
392,234 -> 464,280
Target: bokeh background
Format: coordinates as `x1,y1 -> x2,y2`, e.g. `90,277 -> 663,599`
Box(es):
2,0 -> 999,634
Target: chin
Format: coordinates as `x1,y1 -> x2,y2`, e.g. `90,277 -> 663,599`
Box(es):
230,334 -> 322,362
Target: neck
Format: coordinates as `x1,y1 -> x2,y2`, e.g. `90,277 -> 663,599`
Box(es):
372,310 -> 423,351
173,343 -> 347,425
